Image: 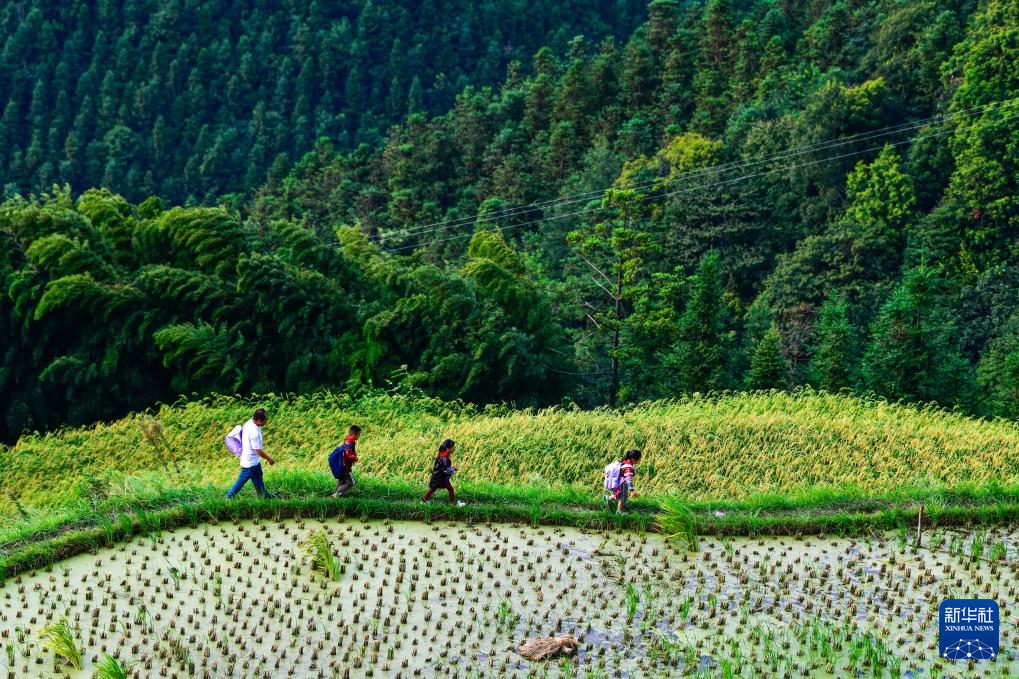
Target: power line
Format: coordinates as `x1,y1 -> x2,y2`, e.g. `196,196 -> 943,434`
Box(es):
378,108 -> 1019,254
364,96 -> 1019,245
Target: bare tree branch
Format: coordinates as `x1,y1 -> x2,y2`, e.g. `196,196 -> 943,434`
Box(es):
576,252 -> 615,286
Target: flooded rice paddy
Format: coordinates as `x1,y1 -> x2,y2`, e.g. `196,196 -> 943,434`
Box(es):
0,519 -> 1016,677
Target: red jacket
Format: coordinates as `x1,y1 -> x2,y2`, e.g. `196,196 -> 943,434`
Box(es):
328,436 -> 358,477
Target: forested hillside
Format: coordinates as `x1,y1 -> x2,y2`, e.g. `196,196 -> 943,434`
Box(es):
256,0 -> 1018,408
0,0 -> 646,203
3,0 -> 1019,443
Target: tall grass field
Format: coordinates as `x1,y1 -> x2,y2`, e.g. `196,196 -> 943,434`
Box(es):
2,388 -> 1018,520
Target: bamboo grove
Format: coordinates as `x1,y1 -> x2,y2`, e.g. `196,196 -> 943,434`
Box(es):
0,192 -> 571,441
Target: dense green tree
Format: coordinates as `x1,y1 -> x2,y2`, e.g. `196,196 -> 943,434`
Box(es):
841,145 -> 917,272
565,188 -> 656,407
688,0 -> 737,136
5,0 -> 1019,440
863,1 -> 965,111
809,296 -> 859,391
761,145 -> 915,315
670,251 -> 732,393
0,0 -> 647,204
861,267 -> 974,407
938,0 -> 1019,271
977,312 -> 1019,419
746,327 -> 789,390
0,188 -> 573,442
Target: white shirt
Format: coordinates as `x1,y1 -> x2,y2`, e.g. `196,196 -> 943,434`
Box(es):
240,418 -> 264,468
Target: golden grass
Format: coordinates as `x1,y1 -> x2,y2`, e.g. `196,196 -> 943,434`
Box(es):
2,389 -> 1018,516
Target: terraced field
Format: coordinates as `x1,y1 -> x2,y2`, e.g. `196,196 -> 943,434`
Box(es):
2,392 -> 1018,677
4,391 -> 1019,519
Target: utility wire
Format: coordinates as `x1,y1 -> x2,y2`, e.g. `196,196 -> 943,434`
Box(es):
378,108 -> 1019,254
364,96 -> 1019,245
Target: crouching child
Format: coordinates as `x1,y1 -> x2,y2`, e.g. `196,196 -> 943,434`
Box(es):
604,449 -> 642,513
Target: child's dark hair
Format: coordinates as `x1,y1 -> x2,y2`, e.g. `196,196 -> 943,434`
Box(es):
623,449 -> 642,462
439,439 -> 455,452
348,425 -> 361,436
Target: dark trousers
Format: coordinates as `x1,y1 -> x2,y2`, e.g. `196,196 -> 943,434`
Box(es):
226,464 -> 271,498
423,481 -> 455,502
332,471 -> 354,496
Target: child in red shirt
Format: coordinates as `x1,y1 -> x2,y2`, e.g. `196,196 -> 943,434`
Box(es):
328,425 -> 361,497
613,449 -> 642,512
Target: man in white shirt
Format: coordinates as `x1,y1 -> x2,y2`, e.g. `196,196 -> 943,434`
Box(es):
226,408 -> 276,499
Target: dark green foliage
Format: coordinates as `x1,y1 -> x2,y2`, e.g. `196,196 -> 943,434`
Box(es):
4,0 -> 1019,435
0,0 -> 647,204
565,188 -> 657,406
0,191 -> 569,442
861,268 -> 974,408
670,252 -> 733,393
809,297 -> 860,392
761,145 -> 916,319
747,328 -> 789,390
977,313 -> 1019,419
939,0 -> 1019,271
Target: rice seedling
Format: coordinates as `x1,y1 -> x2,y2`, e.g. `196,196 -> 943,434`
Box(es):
300,529 -> 341,581
624,582 -> 639,623
971,529 -> 986,562
495,598 -> 520,634
657,499 -> 698,552
93,653 -> 130,679
165,558 -> 182,589
36,616 -> 83,671
164,632 -> 194,674
679,593 -> 691,624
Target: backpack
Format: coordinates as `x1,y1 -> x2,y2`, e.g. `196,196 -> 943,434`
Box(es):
603,461 -> 622,491
225,425 -> 243,458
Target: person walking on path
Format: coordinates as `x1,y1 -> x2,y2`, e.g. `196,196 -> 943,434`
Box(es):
605,449 -> 642,513
328,425 -> 361,497
226,408 -> 275,499
422,439 -> 465,506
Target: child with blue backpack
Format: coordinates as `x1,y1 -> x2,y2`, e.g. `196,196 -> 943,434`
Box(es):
328,425 -> 361,497
604,449 -> 642,513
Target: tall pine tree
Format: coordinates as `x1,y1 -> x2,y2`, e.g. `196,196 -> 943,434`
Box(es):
670,251 -> 732,393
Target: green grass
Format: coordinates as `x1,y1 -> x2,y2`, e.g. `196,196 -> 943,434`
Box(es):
4,388 -> 1019,517
1,389 -> 1018,577
1,468 -> 1017,581
657,498 -> 699,552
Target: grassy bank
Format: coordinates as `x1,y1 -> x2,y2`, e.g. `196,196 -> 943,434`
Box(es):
3,469 -> 1019,580
4,389 -> 1019,515
2,389 -> 1019,576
